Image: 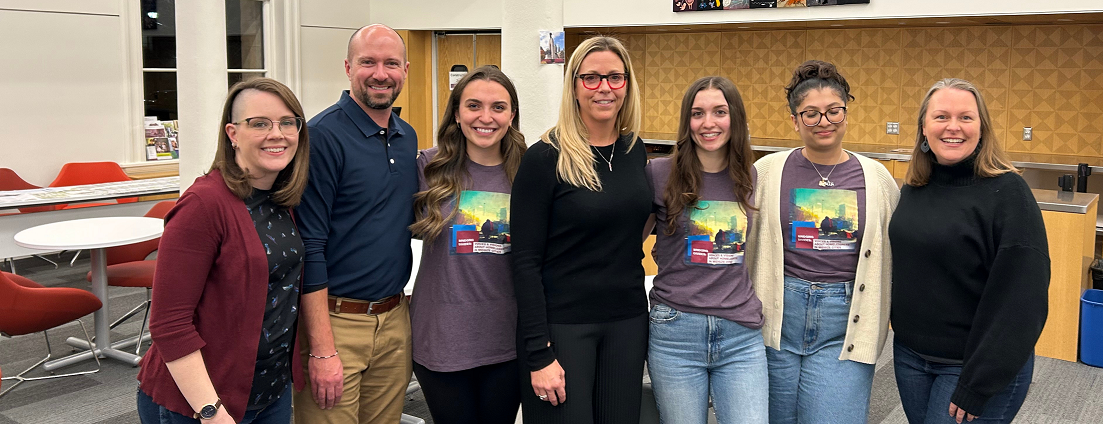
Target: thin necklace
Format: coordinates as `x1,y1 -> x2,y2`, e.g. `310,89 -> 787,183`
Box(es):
806,149 -> 846,187
592,143 -> 615,172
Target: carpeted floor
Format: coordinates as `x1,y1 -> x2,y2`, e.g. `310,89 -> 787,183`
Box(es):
2,255 -> 1101,423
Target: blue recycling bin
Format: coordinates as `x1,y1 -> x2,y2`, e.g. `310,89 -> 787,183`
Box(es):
1082,289 -> 1103,367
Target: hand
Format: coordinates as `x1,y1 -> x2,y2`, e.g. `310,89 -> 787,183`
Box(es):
948,402 -> 977,423
207,405 -> 236,424
530,360 -> 566,406
308,354 -> 344,409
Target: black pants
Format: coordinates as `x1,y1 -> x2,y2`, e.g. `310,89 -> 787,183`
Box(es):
519,314 -> 648,424
412,360 -> 521,424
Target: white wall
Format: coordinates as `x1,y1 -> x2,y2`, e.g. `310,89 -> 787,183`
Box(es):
369,0 -> 501,30
0,4 -> 129,186
298,0 -> 371,118
563,0 -> 1103,27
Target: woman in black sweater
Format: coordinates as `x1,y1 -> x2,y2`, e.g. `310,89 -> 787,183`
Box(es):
510,36 -> 652,424
889,78 -> 1049,424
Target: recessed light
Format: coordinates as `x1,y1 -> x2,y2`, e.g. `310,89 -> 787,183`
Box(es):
737,26 -> 750,29
1057,18 -> 1075,22
936,21 -> 950,24
830,24 -> 844,27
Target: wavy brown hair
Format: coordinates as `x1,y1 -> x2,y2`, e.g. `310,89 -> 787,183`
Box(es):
664,76 -> 756,236
784,60 -> 854,114
410,66 -> 527,243
212,77 -> 309,207
905,78 -> 1018,186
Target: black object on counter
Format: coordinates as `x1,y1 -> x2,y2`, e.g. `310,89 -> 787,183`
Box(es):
1059,174 -> 1075,192
1077,163 -> 1092,193
1091,258 -> 1103,290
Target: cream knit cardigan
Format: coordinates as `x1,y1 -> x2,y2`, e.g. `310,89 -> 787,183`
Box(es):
746,149 -> 900,364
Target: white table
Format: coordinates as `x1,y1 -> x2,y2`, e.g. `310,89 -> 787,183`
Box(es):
14,216 -> 164,369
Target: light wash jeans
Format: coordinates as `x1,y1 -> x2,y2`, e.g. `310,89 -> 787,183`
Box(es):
648,303 -> 769,424
765,276 -> 875,424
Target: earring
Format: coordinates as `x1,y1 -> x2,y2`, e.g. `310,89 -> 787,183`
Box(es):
232,143 -> 238,150
920,138 -> 930,153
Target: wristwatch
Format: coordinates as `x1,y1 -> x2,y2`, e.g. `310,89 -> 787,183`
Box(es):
193,398 -> 222,420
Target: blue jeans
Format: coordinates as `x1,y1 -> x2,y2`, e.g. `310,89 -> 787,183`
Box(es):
766,276 -> 875,424
893,341 -> 1033,424
648,304 -> 769,424
137,384 -> 292,424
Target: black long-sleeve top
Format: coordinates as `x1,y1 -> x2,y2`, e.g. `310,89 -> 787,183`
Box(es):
510,134 -> 652,371
889,156 -> 1049,415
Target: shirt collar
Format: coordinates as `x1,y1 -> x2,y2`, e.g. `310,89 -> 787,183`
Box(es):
337,90 -> 407,138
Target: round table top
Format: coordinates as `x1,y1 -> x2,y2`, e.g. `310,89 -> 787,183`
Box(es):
14,216 -> 164,250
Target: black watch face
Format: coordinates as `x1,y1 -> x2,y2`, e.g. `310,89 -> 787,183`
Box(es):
200,405 -> 218,419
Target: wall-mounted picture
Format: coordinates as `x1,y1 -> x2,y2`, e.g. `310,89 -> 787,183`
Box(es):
540,31 -> 565,64
676,0 -> 866,11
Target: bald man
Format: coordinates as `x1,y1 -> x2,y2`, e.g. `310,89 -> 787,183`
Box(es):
294,24 -> 417,424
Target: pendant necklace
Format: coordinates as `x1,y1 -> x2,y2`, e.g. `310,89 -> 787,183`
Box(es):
592,143 -> 615,172
806,150 -> 845,187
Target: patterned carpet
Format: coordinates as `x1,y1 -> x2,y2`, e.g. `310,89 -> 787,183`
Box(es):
2,255 -> 1101,423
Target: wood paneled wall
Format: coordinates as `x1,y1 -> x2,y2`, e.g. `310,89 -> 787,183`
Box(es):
606,24 -> 1103,158
393,30 -> 434,150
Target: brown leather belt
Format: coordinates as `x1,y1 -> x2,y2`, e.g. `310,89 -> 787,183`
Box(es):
327,294 -> 402,315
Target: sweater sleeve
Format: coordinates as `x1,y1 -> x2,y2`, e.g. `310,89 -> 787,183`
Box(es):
510,142 -> 559,371
147,190 -> 222,362
951,177 -> 1050,414
296,125 -> 342,293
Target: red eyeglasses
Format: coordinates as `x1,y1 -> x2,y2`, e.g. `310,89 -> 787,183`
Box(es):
576,73 -> 629,90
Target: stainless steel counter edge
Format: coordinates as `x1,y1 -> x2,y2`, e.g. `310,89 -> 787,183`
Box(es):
1031,189 -> 1098,214
643,139 -> 1103,172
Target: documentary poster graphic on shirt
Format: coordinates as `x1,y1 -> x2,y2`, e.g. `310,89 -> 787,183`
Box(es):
683,201 -> 747,266
450,190 -> 510,255
789,188 -> 859,251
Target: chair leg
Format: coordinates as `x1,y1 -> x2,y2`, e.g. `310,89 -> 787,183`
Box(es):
135,290 -> 152,355
0,319 -> 100,398
3,257 -> 14,274
69,250 -> 82,267
32,254 -> 58,269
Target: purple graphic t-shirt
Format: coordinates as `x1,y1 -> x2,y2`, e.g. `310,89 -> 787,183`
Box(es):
646,157 -> 764,328
780,149 -> 866,283
411,148 -> 517,372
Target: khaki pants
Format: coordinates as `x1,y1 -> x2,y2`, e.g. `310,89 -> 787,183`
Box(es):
294,296 -> 412,424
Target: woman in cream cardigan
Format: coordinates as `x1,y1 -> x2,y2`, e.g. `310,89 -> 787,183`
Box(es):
746,60 -> 899,423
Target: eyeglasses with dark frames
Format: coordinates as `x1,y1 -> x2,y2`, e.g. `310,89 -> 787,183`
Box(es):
233,117 -> 305,135
576,73 -> 629,90
797,106 -> 847,127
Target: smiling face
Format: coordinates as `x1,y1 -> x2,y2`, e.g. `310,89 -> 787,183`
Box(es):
689,88 -> 731,158
791,87 -> 847,151
574,50 -> 627,129
923,87 -> 981,166
456,79 -> 514,163
345,28 -> 408,111
225,90 -> 299,189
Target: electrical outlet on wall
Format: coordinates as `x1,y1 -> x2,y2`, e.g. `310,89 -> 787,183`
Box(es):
1023,127 -> 1033,141
886,122 -> 900,135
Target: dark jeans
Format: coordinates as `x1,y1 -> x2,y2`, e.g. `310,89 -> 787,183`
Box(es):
518,314 -> 648,424
137,384 -> 292,424
412,359 -> 521,424
893,341 -> 1032,424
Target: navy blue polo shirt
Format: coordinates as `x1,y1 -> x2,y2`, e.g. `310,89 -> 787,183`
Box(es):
297,91 -> 418,301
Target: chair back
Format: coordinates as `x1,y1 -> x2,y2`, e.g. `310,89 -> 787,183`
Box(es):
105,200 -> 177,266
49,162 -> 137,204
0,168 -> 55,213
0,272 -> 102,337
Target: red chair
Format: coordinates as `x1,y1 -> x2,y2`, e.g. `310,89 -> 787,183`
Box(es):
85,200 -> 175,354
0,272 -> 102,398
48,162 -> 138,209
0,169 -> 61,270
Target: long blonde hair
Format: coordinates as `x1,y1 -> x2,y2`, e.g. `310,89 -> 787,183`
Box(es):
410,66 -> 526,243
905,78 -> 1018,186
541,36 -> 642,191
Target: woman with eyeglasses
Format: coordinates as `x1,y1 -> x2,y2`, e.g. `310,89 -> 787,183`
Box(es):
746,60 -> 899,423
644,76 -> 767,424
409,66 -> 527,424
890,79 -> 1047,424
137,78 -> 309,424
511,36 -> 651,424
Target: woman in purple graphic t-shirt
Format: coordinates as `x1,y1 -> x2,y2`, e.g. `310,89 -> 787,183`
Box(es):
746,60 -> 900,424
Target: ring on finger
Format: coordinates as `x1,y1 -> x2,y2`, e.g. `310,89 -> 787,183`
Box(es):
538,394 -> 548,400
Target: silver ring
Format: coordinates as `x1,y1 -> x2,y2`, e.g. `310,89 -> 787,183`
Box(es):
538,394 -> 548,400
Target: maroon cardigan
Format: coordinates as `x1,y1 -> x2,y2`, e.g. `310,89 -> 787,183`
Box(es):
137,170 -> 304,421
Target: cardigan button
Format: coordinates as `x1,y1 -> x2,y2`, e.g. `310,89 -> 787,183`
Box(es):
853,315 -> 860,323
859,284 -> 865,291
864,250 -> 871,258
847,344 -> 854,352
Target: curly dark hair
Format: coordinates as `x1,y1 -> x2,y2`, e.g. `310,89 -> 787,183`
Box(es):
784,60 -> 854,113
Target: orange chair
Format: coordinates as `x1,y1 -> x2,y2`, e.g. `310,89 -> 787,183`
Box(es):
0,169 -> 61,270
0,272 -> 102,398
48,162 -> 138,209
85,200 -> 175,354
